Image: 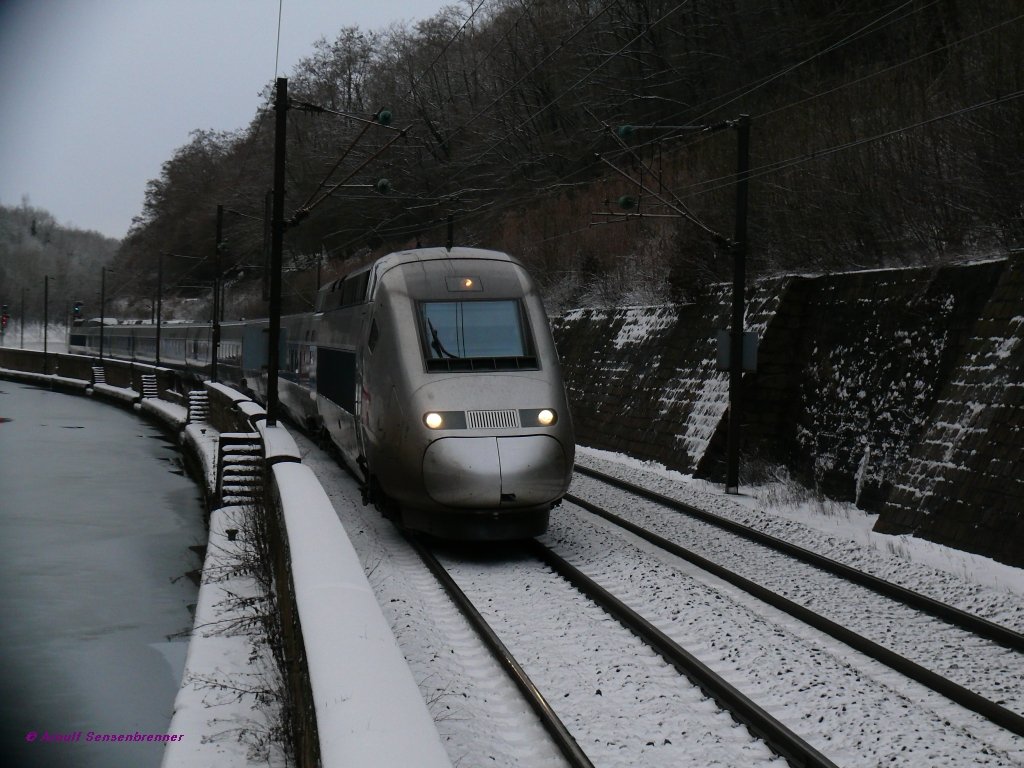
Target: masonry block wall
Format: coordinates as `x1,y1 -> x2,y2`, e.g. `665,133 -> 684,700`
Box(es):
552,257 -> 1021,567
874,256 -> 1024,566
709,262 -> 1006,509
552,279 -> 786,472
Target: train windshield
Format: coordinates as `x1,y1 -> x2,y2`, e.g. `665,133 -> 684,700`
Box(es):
420,300 -> 537,371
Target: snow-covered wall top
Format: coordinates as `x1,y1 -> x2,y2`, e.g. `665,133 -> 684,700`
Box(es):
272,463 -> 452,768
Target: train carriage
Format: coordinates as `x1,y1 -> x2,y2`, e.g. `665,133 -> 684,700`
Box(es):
69,247 -> 574,540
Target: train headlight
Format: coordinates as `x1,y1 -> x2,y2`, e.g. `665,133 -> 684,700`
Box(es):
422,411 -> 467,429
518,408 -> 558,426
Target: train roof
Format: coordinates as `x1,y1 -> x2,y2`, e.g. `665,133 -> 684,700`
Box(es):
372,246 -> 516,271
320,248 -> 516,289
316,247 -> 521,312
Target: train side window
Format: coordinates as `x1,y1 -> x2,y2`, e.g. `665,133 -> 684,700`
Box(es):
341,270 -> 369,306
341,278 -> 356,305
352,271 -> 369,301
368,319 -> 380,352
321,270 -> 370,311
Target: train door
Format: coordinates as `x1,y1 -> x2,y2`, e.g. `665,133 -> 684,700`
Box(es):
354,332 -> 368,467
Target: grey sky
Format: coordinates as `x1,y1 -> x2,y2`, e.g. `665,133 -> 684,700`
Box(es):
0,0 -> 448,240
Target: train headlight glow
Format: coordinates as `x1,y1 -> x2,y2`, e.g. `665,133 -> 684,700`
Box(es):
424,412 -> 444,429
537,409 -> 556,426
444,276 -> 482,292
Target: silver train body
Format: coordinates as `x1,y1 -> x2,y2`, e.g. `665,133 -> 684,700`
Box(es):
70,248 -> 575,539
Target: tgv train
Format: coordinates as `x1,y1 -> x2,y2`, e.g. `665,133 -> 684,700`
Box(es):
69,247 -> 575,539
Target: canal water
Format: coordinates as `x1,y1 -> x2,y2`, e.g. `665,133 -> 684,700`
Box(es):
0,380 -> 205,768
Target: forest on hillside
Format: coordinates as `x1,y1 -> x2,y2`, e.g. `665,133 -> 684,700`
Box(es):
113,0 -> 1023,317
0,202 -> 119,324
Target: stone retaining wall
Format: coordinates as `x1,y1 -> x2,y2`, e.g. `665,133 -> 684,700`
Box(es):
552,256 -> 1022,566
552,278 -> 787,471
874,257 -> 1024,565
0,348 -> 183,399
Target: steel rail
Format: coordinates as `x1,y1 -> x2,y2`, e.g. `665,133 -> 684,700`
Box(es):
524,539 -> 840,768
564,491 -> 1024,738
573,463 -> 1024,653
405,535 -> 596,768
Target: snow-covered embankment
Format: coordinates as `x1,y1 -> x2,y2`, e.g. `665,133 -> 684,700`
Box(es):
126,380 -> 450,768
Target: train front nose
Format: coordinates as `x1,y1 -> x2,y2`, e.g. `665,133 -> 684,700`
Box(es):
422,436 -> 568,507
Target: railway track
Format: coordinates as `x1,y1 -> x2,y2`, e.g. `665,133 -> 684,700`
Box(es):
409,534 -> 838,768
573,464 -> 1024,650
293,431 -> 1024,766
568,465 -> 1024,738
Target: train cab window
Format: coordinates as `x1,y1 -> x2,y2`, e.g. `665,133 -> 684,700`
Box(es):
419,300 -> 538,371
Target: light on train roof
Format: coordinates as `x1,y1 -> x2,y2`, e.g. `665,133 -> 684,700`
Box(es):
445,276 -> 482,292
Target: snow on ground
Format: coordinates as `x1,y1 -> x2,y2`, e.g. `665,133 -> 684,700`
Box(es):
173,415 -> 451,768
14,351 -> 1020,765
161,506 -> 288,768
542,508 -> 1024,766
295,434 -> 573,767
298,434 -> 1024,767
160,421 -> 288,768
435,544 -> 785,768
575,446 -> 1024,620
271,461 -> 451,768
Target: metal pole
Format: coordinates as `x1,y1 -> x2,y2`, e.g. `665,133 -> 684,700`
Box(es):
156,254 -> 162,365
725,115 -> 750,494
99,267 -> 106,361
20,287 -> 25,349
43,275 -> 49,374
212,204 -> 223,382
267,76 -> 287,426
263,191 -> 272,301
